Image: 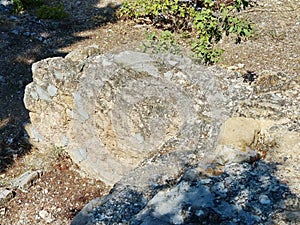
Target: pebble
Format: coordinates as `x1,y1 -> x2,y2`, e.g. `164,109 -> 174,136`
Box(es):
9,15 -> 17,20
0,188 -> 14,205
39,210 -> 54,223
259,195 -> 271,205
36,36 -> 43,41
0,75 -> 6,84
0,207 -> 6,215
23,31 -> 31,36
11,29 -> 20,35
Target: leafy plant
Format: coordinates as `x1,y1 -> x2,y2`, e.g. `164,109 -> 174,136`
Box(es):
12,0 -> 43,13
36,3 -> 69,20
119,0 -> 254,64
141,30 -> 181,55
12,0 -> 68,20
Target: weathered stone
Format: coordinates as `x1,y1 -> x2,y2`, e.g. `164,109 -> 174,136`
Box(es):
233,71 -> 300,132
39,210 -> 55,223
211,117 -> 293,166
24,47 -> 239,186
10,170 -> 42,190
65,44 -> 101,63
213,144 -> 257,165
217,117 -> 272,152
264,128 -> 300,195
259,194 -> 271,205
0,188 -> 14,206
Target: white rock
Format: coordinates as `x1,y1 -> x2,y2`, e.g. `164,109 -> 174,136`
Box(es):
259,195 -> 271,205
0,188 -> 14,205
39,210 -> 55,223
10,170 -> 42,190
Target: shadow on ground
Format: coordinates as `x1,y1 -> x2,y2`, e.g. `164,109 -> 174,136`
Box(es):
72,160 -> 300,224
0,0 -> 119,172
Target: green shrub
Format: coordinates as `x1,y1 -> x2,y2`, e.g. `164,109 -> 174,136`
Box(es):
12,0 -> 43,13
141,30 -> 182,55
119,0 -> 254,64
12,0 -> 68,20
36,3 -> 69,20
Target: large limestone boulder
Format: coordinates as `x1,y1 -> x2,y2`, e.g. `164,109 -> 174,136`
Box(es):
23,46 -> 300,224
24,46 -> 238,186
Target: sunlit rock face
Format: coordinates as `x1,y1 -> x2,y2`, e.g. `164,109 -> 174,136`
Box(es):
24,46 -> 232,185
24,45 -> 300,189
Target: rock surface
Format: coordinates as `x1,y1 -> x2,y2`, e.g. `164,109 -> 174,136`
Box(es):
10,170 -> 42,190
0,187 -> 14,206
24,46 -> 238,185
23,47 -> 300,224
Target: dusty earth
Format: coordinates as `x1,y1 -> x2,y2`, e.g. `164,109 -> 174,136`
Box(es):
0,0 -> 299,224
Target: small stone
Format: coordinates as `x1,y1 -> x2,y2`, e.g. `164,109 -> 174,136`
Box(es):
0,207 -> 6,215
0,75 -> 6,84
199,178 -> 212,185
259,195 -> 271,205
47,84 -> 57,97
11,170 -> 42,190
237,63 -> 245,69
11,29 -> 20,35
164,71 -> 173,80
227,64 -> 244,70
23,31 -> 30,36
36,86 -> 52,102
0,0 -> 13,6
227,65 -> 239,70
195,209 -> 205,217
36,36 -> 43,41
0,188 -> 14,206
214,144 -> 258,165
39,210 -> 54,223
9,15 -> 17,20
133,133 -> 144,143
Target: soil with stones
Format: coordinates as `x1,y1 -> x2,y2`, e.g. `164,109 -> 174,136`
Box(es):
0,0 -> 299,224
